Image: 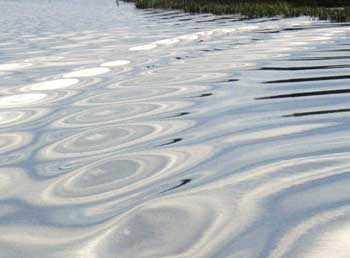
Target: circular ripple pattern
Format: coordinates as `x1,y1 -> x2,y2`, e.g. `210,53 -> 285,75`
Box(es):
44,153 -> 171,202
39,121 -> 192,159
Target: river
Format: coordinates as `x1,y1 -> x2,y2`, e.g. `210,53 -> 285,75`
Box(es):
0,0 -> 350,257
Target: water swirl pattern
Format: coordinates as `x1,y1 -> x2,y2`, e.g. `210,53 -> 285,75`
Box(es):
0,0 -> 350,257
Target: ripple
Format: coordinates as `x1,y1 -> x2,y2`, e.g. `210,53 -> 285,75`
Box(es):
40,145 -> 214,204
118,66 -> 223,87
24,56 -> 64,63
285,108 -> 350,117
154,38 -> 180,45
0,62 -> 32,71
101,60 -> 130,67
21,79 -> 79,91
39,121 -> 192,160
0,93 -> 48,108
74,86 -> 192,106
91,194 -> 233,258
53,101 -> 190,128
51,43 -> 87,49
129,27 -> 243,52
63,67 -> 110,78
0,111 -> 24,126
129,44 -> 158,51
177,34 -> 199,41
52,103 -> 154,127
45,154 -> 170,200
224,123 -> 333,144
268,207 -> 350,258
0,132 -> 32,154
291,219 -> 350,258
0,109 -> 49,128
188,152 -> 350,257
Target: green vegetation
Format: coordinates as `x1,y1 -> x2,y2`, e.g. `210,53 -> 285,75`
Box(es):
125,0 -> 350,22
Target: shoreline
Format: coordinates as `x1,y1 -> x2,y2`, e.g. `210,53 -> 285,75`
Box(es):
124,0 -> 350,22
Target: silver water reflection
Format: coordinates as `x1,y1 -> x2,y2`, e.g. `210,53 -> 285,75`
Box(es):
0,0 -> 350,257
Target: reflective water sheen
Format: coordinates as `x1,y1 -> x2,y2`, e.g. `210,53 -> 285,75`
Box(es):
0,0 -> 350,257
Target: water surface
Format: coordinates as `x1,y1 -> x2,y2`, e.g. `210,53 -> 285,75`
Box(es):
0,0 -> 350,257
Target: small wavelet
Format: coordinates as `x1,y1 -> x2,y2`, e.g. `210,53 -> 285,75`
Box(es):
0,93 -> 48,108
154,38 -> 180,45
158,137 -> 183,146
260,64 -> 350,71
256,88 -> 350,100
43,153 -> 171,202
160,178 -> 191,193
0,132 -> 32,154
284,108 -> 350,117
0,111 -> 27,126
40,145 -> 214,205
53,102 -> 190,128
21,79 -> 79,91
90,195 -> 231,258
63,67 -> 110,78
167,112 -> 190,118
0,62 -> 32,71
129,44 -> 158,51
224,123 -> 334,144
73,86 -> 196,105
38,121 -> 193,160
286,220 -> 350,258
128,27 -> 241,52
264,75 -> 350,84
0,109 -> 49,128
101,60 -> 130,67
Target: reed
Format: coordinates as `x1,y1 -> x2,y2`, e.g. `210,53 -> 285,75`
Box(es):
124,0 -> 350,22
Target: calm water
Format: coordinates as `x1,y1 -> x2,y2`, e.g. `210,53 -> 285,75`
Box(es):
0,0 -> 350,257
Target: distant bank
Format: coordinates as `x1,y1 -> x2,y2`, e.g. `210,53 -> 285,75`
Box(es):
124,0 -> 350,22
